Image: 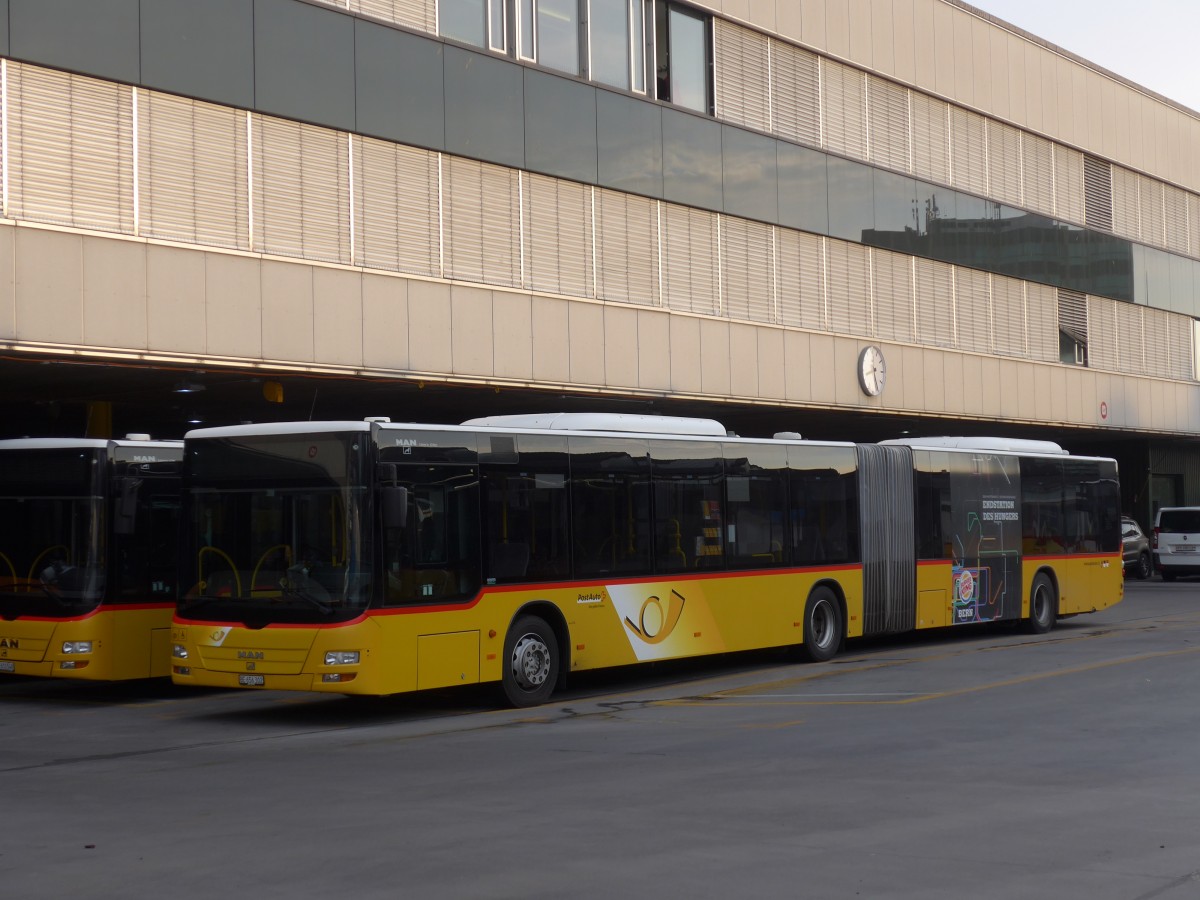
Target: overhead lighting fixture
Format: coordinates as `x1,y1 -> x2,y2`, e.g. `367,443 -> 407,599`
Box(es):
173,380 -> 205,394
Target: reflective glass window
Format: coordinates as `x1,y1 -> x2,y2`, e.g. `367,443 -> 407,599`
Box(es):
569,437 -> 652,578
723,444 -> 788,569
649,440 -> 724,573
1170,252 -> 1195,315
590,0 -> 630,89
440,0 -> 486,46
538,0 -> 580,74
777,143 -> 828,234
488,0 -> 507,51
722,126 -> 777,222
597,90 -> 663,197
662,108 -> 722,209
518,0 -> 536,58
869,169 -> 918,256
826,156 -> 874,243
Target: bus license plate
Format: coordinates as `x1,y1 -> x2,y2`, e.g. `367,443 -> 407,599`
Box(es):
238,674 -> 265,687
0,661 -> 14,673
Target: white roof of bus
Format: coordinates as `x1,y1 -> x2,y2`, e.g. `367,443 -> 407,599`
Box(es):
0,437 -> 182,450
880,436 -> 1067,455
462,412 -> 729,436
185,421 -> 373,440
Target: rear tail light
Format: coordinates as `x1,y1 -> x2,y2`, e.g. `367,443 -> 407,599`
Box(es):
1152,528 -> 1159,549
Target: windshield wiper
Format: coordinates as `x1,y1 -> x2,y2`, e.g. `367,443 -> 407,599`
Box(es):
279,566 -> 333,615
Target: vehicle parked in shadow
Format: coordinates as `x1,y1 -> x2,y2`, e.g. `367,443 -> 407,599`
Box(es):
1121,517 -> 1151,580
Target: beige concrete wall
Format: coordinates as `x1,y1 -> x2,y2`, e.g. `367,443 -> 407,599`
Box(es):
696,0 -> 1200,193
4,223 -> 1198,436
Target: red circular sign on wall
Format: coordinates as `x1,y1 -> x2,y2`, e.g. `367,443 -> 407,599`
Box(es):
1100,401 -> 1109,420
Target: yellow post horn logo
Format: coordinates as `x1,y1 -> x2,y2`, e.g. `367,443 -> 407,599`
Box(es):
624,590 -> 686,644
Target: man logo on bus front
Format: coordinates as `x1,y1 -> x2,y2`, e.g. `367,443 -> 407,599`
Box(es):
624,590 -> 686,645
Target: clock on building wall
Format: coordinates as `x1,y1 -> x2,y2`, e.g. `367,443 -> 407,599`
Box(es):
858,345 -> 887,397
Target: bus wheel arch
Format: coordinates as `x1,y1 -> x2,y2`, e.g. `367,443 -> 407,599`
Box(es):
500,602 -> 568,708
1026,569 -> 1058,634
800,582 -> 845,663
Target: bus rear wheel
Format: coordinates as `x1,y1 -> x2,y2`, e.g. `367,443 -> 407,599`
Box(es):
1026,573 -> 1057,634
800,587 -> 843,662
502,615 -> 559,708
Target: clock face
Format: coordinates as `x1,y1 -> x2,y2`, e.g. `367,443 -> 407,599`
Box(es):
858,346 -> 886,397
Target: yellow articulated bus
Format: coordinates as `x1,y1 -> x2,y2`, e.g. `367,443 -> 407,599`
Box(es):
0,437 -> 183,680
170,415 -> 1122,706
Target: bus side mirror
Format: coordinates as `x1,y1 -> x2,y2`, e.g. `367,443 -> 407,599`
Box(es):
113,477 -> 142,535
381,486 -> 408,529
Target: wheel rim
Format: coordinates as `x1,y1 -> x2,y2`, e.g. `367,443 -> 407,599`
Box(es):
1139,555 -> 1151,579
1032,583 -> 1049,624
810,598 -> 835,650
510,633 -> 551,692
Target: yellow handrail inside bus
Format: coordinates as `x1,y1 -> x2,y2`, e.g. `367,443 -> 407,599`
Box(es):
198,546 -> 242,597
27,544 -> 69,584
0,550 -> 15,586
251,544 -> 292,592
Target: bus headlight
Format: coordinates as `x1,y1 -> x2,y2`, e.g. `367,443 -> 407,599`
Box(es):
324,650 -> 359,666
172,644 -> 189,659
62,641 -> 92,654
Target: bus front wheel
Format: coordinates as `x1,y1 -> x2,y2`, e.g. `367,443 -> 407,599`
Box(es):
801,587 -> 843,662
502,615 -> 559,708
1026,573 -> 1057,634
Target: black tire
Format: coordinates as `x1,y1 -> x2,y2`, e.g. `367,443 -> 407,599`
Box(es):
1161,569 -> 1177,582
501,615 -> 559,708
800,586 -> 843,663
1135,552 -> 1152,581
1026,572 -> 1057,634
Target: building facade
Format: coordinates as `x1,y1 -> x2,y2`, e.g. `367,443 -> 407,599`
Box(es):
0,0 -> 1198,522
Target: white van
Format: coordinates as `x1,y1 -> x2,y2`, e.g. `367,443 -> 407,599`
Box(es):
1153,507 -> 1200,580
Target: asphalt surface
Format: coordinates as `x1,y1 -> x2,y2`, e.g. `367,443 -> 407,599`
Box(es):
2,578 -> 1198,899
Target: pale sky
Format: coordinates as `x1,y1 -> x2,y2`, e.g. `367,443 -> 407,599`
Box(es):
969,1 -> 1200,113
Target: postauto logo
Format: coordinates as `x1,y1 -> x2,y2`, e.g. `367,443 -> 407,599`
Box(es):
622,589 -> 687,645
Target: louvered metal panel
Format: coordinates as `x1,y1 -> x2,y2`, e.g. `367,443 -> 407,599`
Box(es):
776,229 -> 826,330
825,239 -> 871,336
910,93 -> 949,186
662,204 -> 719,315
820,60 -> 867,160
1163,185 -> 1190,255
714,19 -> 770,133
991,275 -> 1027,358
1057,288 -> 1088,366
444,155 -> 521,287
1109,167 -> 1140,241
1025,282 -> 1058,362
954,266 -> 991,354
353,136 -> 439,277
1021,132 -> 1055,218
1085,295 -> 1118,372
353,0 -> 436,32
867,75 -> 909,174
252,114 -> 349,263
870,248 -> 914,344
595,188 -> 659,306
1083,154 -> 1113,232
856,443 -> 916,637
769,39 -> 820,147
914,257 -> 954,348
1164,308 -> 1195,380
985,120 -> 1022,207
720,217 -> 775,323
1054,146 -> 1086,226
1190,195 -> 1200,259
949,106 -> 987,197
1138,175 -> 1165,248
1114,300 -> 1145,374
8,64 -> 134,234
1140,305 -> 1170,378
139,91 -> 248,250
523,172 -> 594,299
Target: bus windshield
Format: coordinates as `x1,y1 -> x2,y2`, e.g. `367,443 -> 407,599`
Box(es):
180,434 -> 372,625
0,448 -> 106,617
